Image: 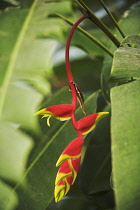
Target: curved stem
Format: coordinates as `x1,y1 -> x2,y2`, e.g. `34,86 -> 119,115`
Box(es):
65,15 -> 87,83
71,113 -> 78,130
69,82 -> 77,109
65,16 -> 88,131
65,15 -> 88,129
69,82 -> 79,130
55,13 -> 113,57
77,130 -> 83,139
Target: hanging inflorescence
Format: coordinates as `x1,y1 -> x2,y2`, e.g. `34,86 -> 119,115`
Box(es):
35,15 -> 109,202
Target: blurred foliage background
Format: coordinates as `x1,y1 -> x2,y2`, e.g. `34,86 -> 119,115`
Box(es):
0,0 -> 140,209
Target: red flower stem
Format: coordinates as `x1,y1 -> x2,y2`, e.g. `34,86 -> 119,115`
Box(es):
65,16 -> 87,136
69,82 -> 77,109
70,82 -> 79,130
71,113 -> 78,130
65,15 -> 88,83
71,113 -> 84,140
77,130 -> 83,139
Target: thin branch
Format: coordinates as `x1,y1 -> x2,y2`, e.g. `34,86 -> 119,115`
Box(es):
98,0 -> 126,38
77,0 -> 121,48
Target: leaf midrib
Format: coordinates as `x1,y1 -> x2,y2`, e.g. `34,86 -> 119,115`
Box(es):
0,0 -> 39,119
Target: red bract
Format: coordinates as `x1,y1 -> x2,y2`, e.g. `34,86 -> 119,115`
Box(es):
77,112 -> 109,135
34,104 -> 74,126
54,137 -> 84,202
56,137 -> 84,166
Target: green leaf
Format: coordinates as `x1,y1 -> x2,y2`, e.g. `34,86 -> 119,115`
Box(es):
118,2 -> 140,36
122,35 -> 140,47
13,88 -> 98,210
111,79 -> 140,209
0,121 -> 33,209
0,1 -> 73,204
0,3 -> 44,130
0,0 -> 73,130
0,121 -> 33,182
101,53 -> 113,102
101,2 -> 140,102
0,1 -> 70,207
0,180 -> 18,210
2,0 -> 20,6
2,82 -> 42,131
110,35 -> 140,82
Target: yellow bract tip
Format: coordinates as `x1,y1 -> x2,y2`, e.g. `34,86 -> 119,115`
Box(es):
99,111 -> 109,116
56,154 -> 71,167
54,185 -> 65,202
34,108 -> 46,115
96,111 -> 109,123
55,172 -> 71,186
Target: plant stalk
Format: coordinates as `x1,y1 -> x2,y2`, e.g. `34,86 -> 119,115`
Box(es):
98,0 -> 126,38
77,0 -> 121,48
65,16 -> 87,83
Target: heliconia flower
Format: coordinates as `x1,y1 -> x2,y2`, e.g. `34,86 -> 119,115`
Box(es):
34,104 -> 74,126
77,112 -> 109,135
54,137 -> 84,202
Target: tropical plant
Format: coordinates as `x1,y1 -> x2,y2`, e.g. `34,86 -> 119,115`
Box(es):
0,0 -> 140,210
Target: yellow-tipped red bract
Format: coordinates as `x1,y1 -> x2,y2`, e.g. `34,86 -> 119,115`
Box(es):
54,137 -> 84,202
77,112 -> 109,135
34,104 -> 74,126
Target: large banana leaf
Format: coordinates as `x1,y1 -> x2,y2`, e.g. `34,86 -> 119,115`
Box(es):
0,180 -> 18,210
101,2 -> 140,102
111,30 -> 140,209
0,1 -> 73,209
110,35 -> 140,82
0,0 -> 73,130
